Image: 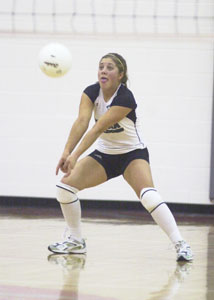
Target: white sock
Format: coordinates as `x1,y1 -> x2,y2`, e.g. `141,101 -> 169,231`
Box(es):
151,204 -> 183,244
60,201 -> 82,240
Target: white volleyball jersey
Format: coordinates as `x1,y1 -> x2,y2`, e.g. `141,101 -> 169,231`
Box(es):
83,83 -> 146,154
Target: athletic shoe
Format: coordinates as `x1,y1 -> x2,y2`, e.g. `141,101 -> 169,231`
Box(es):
48,236 -> 87,254
175,240 -> 193,262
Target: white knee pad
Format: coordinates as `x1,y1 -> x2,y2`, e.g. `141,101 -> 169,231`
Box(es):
140,187 -> 165,213
56,182 -> 79,204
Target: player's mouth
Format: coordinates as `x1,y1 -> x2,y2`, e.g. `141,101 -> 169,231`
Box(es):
100,77 -> 108,83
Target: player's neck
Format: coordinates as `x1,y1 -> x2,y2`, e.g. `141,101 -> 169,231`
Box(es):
102,84 -> 120,102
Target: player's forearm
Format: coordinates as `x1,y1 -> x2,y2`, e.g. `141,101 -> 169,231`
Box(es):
72,127 -> 101,159
64,119 -> 89,154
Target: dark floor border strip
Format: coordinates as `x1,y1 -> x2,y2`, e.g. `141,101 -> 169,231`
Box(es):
0,196 -> 214,215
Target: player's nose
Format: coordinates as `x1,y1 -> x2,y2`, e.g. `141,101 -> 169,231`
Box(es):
101,66 -> 108,74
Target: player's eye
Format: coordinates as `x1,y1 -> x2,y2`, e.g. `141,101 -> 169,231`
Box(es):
107,65 -> 114,71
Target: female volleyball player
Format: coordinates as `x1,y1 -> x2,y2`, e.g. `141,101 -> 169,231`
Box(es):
48,53 -> 193,261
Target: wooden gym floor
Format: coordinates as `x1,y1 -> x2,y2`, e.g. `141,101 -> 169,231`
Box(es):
0,205 -> 213,300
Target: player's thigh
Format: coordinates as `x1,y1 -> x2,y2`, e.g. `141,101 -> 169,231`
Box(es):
123,159 -> 154,198
61,156 -> 107,190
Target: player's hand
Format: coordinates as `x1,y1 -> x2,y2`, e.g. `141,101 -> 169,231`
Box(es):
63,154 -> 78,177
56,151 -> 70,175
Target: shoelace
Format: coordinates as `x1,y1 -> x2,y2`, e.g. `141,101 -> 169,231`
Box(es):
62,227 -> 86,244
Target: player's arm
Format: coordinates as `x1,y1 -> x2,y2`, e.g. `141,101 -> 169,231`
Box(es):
63,93 -> 94,154
56,93 -> 94,175
65,105 -> 132,170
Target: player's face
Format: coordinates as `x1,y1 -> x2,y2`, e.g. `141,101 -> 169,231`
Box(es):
98,58 -> 123,90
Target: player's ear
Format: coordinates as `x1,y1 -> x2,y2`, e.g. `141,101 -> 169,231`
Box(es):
118,72 -> 124,81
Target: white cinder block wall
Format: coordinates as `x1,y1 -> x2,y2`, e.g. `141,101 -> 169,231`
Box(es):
0,35 -> 213,204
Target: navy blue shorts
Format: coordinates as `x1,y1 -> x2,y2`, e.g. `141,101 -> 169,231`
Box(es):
88,148 -> 149,180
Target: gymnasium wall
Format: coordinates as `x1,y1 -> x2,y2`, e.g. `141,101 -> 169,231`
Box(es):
0,34 -> 213,204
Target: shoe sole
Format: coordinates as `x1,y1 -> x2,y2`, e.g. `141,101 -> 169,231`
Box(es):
48,246 -> 87,254
177,255 -> 193,262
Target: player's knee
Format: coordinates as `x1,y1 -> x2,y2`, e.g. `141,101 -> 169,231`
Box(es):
140,187 -> 165,213
56,182 -> 79,204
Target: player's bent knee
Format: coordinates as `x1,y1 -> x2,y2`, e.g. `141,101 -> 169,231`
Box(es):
140,187 -> 165,213
56,182 -> 79,204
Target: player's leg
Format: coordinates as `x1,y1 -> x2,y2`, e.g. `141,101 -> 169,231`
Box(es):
61,155 -> 108,189
123,159 -> 182,242
123,159 -> 193,261
58,155 -> 107,241
48,156 -> 108,254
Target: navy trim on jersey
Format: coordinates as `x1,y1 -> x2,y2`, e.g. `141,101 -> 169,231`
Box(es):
111,87 -> 137,110
126,109 -> 137,123
83,83 -> 137,123
134,121 -> 145,147
83,82 -> 100,103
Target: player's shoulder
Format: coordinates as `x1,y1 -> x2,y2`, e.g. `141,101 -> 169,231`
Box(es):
117,84 -> 135,98
112,84 -> 137,109
83,82 -> 100,103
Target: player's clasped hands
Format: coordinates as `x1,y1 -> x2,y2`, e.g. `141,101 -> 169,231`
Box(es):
56,153 -> 77,177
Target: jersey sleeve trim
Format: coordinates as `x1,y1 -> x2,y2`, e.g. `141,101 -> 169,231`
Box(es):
111,86 -> 137,110
83,82 -> 100,103
111,95 -> 137,109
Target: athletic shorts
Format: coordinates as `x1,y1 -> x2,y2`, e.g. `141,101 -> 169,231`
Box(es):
88,148 -> 149,180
